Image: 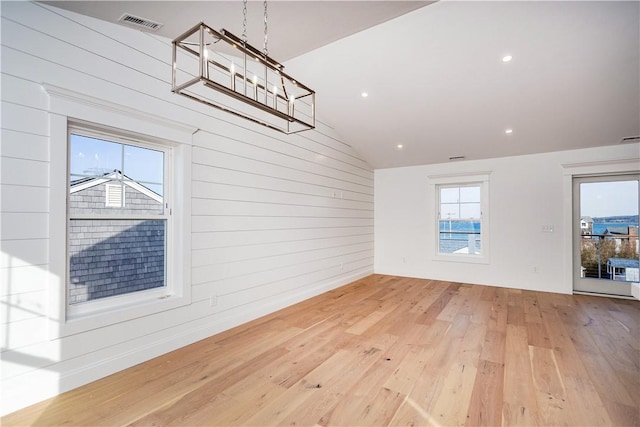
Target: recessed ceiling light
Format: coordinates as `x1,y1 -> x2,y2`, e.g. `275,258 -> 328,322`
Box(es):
396,144 -> 404,149
502,55 -> 513,63
505,128 -> 513,134
361,92 -> 369,98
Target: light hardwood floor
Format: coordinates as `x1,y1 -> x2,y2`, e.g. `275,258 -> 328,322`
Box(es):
3,275 -> 639,426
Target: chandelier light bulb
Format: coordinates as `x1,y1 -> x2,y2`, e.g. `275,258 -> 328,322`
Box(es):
273,85 -> 278,108
230,63 -> 236,90
289,95 -> 295,116
203,49 -> 210,78
252,75 -> 258,100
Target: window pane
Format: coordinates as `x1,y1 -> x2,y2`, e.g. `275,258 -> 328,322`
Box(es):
70,134 -> 122,180
460,202 -> 481,219
123,144 -> 164,192
69,134 -> 164,215
460,186 -> 480,203
69,219 -> 166,304
579,180 -> 639,282
440,187 -> 459,204
439,220 -> 481,254
440,203 -> 460,219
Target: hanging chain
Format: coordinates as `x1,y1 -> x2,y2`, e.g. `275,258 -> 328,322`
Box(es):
263,0 -> 269,56
242,0 -> 248,42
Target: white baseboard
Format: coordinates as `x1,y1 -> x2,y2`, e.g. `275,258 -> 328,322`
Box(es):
210,268 -> 373,334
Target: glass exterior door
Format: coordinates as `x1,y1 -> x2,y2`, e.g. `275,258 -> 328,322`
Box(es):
573,174 -> 640,296
573,175 -> 639,296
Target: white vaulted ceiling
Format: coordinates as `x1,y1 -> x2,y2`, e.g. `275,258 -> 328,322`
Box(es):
286,1 -> 640,169
41,1 -> 432,61
42,1 -> 640,169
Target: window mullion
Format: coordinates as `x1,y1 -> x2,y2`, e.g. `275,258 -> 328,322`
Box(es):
70,213 -> 169,221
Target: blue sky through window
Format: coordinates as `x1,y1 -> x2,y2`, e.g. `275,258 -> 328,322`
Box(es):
580,180 -> 639,218
70,134 -> 164,195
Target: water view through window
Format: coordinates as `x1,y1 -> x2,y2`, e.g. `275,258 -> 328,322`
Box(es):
438,185 -> 481,254
576,177 -> 639,296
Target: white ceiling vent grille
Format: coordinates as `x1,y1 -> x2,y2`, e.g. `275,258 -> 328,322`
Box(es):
118,14 -> 163,31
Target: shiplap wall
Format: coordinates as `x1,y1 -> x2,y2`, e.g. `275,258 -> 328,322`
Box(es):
0,2 -> 373,414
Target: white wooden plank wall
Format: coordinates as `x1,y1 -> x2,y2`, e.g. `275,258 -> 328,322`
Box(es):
0,2 -> 374,414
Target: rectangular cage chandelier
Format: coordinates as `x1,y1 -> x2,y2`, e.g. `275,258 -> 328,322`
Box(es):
171,22 -> 315,134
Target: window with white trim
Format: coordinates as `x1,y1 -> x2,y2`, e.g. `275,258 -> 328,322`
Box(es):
45,84 -> 192,338
67,126 -> 173,314
430,173 -> 490,263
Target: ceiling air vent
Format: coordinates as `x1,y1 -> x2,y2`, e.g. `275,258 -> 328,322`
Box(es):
620,136 -> 639,144
118,14 -> 163,31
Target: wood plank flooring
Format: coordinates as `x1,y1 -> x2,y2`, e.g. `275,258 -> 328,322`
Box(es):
3,275 -> 639,426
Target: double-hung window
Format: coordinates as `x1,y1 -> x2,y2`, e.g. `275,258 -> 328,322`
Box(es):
67,126 -> 172,317
430,173 -> 490,263
44,84 -> 192,338
439,185 -> 481,254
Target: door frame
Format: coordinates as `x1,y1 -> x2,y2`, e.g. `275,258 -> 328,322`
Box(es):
572,174 -> 639,297
562,158 -> 640,297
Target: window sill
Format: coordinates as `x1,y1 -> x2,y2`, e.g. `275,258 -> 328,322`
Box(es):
53,291 -> 190,338
433,254 -> 490,265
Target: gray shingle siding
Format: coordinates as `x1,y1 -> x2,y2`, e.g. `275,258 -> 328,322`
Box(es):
439,238 -> 481,253
68,182 -> 165,304
69,181 -> 162,216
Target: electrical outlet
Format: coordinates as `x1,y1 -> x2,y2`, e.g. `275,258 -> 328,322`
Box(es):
209,295 -> 218,307
541,225 -> 554,233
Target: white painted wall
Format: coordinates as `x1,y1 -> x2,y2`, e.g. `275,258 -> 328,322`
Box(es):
0,2 -> 373,415
375,144 -> 640,294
